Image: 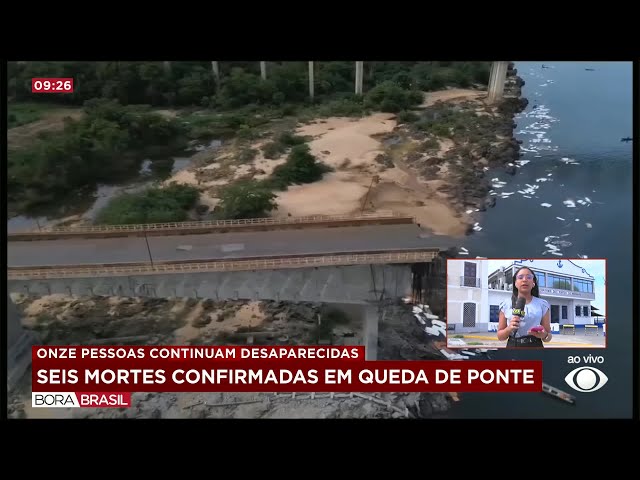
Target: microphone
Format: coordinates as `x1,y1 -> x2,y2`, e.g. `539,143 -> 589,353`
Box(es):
511,296 -> 526,337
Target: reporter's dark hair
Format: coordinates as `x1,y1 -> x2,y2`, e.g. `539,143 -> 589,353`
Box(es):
512,267 -> 541,305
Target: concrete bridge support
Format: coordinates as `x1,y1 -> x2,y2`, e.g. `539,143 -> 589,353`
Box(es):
163,61 -> 171,73
363,305 -> 379,361
308,61 -> 315,99
8,264 -> 413,305
6,294 -> 39,391
487,61 -> 509,104
260,61 -> 267,80
355,61 -> 364,95
211,61 -> 220,80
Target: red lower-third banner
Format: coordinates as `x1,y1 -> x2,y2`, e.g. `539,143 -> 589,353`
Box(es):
32,346 -> 542,392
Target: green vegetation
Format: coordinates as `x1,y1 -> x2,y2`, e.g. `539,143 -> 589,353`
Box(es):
178,108 -> 273,141
413,104 -> 506,142
261,131 -> 308,159
216,180 -> 278,219
215,144 -> 332,219
8,61 -> 490,110
7,61 -> 493,221
7,102 -> 63,128
267,144 -> 333,190
94,183 -> 199,225
8,99 -> 187,212
397,110 -> 420,124
364,81 -> 423,113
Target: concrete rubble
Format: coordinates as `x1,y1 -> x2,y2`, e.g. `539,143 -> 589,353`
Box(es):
7,293 -> 468,419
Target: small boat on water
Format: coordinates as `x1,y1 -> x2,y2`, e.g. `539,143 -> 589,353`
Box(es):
621,137 -> 633,142
585,68 -> 595,71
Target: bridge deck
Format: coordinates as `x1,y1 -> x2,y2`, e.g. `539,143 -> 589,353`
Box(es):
8,224 -> 445,268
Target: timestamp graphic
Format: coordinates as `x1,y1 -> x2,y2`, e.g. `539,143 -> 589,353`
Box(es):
32,78 -> 74,93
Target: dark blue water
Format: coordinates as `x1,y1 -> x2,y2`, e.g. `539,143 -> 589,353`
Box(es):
448,61 -> 634,419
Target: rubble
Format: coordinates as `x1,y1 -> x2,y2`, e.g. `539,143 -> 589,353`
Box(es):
8,294 -> 466,419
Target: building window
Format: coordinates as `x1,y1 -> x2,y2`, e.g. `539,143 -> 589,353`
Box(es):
533,270 -> 545,287
575,305 -> 581,317
463,303 -> 476,327
573,279 -> 594,293
583,306 -> 589,317
562,305 -> 568,320
490,305 -> 500,323
548,273 -> 571,290
463,262 -> 478,287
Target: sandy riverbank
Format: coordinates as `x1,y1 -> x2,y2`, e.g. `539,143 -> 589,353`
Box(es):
144,79 -> 526,237
165,91 -> 488,236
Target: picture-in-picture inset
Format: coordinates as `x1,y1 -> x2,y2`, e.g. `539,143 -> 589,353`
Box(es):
446,258 -> 606,349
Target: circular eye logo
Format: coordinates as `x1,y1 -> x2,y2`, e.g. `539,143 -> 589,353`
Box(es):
564,367 -> 608,393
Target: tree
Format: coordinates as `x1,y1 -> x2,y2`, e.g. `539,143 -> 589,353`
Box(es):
217,180 -> 278,219
270,144 -> 331,188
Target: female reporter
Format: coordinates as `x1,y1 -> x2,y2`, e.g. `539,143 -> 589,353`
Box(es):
496,267 -> 552,347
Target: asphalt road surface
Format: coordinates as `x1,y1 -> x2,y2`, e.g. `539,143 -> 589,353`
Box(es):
8,224 -> 451,268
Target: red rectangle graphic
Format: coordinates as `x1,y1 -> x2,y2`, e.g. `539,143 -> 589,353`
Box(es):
32,78 -> 74,93
32,357 -> 543,393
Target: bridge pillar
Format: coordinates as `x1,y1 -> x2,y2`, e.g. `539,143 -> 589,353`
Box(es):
355,61 -> 364,95
308,61 -> 315,100
211,61 -> 220,80
163,61 -> 171,73
487,61 -> 509,104
6,294 -> 39,391
260,61 -> 267,80
363,305 -> 379,360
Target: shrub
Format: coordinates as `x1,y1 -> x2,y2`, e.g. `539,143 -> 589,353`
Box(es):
270,144 -> 332,189
95,183 -> 199,225
216,180 -> 278,219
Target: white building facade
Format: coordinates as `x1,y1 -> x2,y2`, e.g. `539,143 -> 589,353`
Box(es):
447,259 -> 598,333
446,259 -> 490,332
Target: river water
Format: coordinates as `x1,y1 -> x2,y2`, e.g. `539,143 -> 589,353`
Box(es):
447,61 -> 634,418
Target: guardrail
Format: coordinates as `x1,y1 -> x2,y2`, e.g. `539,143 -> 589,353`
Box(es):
8,250 -> 440,279
8,212 -> 415,241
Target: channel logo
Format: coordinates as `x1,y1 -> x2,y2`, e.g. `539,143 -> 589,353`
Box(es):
32,392 -> 131,408
564,367 -> 608,393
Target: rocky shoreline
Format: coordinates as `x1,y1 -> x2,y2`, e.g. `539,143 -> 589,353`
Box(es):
378,63 -> 528,235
